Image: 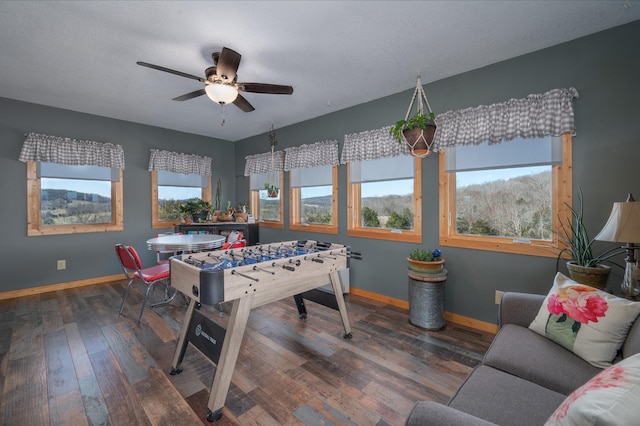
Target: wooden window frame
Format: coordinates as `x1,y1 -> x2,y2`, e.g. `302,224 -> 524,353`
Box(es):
346,157 -> 422,243
289,165 -> 338,235
151,170 -> 211,229
26,161 -> 124,236
438,132 -> 572,257
250,172 -> 284,229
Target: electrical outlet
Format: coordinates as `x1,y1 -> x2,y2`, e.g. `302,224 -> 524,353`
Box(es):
57,260 -> 66,270
495,290 -> 504,305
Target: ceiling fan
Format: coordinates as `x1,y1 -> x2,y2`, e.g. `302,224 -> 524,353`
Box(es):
137,47 -> 293,112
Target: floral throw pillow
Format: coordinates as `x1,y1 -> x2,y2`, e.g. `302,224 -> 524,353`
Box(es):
545,353 -> 640,425
529,273 -> 640,368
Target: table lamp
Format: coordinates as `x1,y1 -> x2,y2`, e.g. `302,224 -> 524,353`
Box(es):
595,193 -> 640,298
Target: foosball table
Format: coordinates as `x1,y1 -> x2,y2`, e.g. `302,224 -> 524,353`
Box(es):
167,239 -> 361,422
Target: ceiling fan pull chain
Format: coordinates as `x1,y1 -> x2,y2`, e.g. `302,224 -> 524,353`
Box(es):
220,104 -> 226,126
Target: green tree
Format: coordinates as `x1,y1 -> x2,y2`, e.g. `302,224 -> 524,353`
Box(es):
362,206 -> 380,227
386,208 -> 413,230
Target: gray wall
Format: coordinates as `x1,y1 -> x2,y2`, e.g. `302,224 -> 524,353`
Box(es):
0,100 -> 234,291
1,21 -> 638,326
235,21 -> 640,324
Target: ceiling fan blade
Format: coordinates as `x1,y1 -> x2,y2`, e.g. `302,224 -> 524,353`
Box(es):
216,47 -> 241,82
233,94 -> 255,112
172,89 -> 206,101
239,83 -> 294,95
137,61 -> 205,82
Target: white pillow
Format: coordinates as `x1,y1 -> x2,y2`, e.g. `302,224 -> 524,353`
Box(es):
529,273 -> 640,368
545,353 -> 640,425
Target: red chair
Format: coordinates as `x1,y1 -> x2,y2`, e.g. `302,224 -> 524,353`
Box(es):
115,244 -> 174,324
221,231 -> 246,249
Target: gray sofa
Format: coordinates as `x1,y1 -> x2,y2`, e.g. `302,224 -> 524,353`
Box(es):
406,292 -> 640,426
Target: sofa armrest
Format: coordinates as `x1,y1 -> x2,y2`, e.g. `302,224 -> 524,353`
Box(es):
499,292 -> 545,328
406,401 -> 497,426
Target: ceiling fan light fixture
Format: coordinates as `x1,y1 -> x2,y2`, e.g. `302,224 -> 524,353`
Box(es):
205,83 -> 238,104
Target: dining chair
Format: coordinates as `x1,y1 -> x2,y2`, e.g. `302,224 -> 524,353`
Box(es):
115,244 -> 175,324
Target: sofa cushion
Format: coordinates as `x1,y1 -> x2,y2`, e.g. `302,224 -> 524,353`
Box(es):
449,365 -> 566,426
484,324 -> 601,394
545,353 -> 640,425
406,401 -> 497,426
529,273 -> 640,368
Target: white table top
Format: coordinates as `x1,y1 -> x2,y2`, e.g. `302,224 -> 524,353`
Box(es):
146,234 -> 225,252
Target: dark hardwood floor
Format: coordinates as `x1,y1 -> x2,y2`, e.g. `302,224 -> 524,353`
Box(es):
0,280 -> 494,425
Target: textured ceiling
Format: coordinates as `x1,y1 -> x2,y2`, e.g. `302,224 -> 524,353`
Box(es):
1,1 -> 639,141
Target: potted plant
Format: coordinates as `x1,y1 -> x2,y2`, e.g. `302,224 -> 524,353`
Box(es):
218,201 -> 234,222
407,248 -> 444,276
235,201 -> 249,222
390,111 -> 437,156
179,198 -> 212,223
556,189 -> 624,290
213,177 -> 222,217
264,183 -> 279,198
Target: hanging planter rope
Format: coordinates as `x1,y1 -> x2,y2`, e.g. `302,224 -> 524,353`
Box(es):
266,124 -> 279,198
392,76 -> 437,158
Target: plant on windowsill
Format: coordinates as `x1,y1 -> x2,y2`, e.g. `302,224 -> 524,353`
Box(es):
407,248 -> 444,276
218,201 -> 234,222
213,177 -> 222,217
235,201 -> 249,223
264,183 -> 279,198
556,189 -> 624,290
179,198 -> 212,224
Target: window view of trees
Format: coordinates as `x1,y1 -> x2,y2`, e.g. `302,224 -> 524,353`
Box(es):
40,179 -> 111,225
259,190 -> 281,221
455,168 -> 552,240
300,186 -> 332,224
158,186 -> 201,221
359,179 -> 414,230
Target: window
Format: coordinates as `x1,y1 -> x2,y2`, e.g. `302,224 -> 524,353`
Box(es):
439,133 -> 572,256
290,165 -> 338,234
250,172 -> 284,229
26,161 -> 124,236
148,149 -> 213,229
347,155 -> 422,242
151,171 -> 211,229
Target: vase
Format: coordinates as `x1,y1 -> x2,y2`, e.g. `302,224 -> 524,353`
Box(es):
402,124 -> 436,157
566,261 -> 611,291
407,258 -> 445,276
234,212 -> 248,223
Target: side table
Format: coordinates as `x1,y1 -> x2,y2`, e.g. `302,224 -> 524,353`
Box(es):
408,269 -> 447,330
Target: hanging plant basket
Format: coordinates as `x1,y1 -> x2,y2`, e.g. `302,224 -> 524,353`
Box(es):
390,76 -> 437,158
403,123 -> 437,157
267,189 -> 279,198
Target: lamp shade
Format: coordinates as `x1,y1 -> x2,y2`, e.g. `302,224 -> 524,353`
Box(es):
595,201 -> 640,243
205,83 -> 238,104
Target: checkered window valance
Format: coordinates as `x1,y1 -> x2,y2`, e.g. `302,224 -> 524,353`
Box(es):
341,127 -> 409,164
284,140 -> 339,171
19,132 -> 125,169
148,149 -> 212,176
433,87 -> 579,150
244,150 -> 284,176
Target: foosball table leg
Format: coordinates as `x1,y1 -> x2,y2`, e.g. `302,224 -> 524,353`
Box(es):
329,270 -> 353,339
206,409 -> 223,422
170,296 -> 197,375
293,294 -> 308,319
206,294 -> 254,422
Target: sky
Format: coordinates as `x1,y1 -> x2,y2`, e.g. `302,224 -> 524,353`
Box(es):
42,166 -> 549,201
